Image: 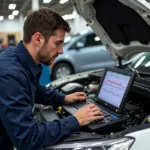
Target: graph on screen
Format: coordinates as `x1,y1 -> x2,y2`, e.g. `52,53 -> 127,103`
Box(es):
98,71 -> 130,108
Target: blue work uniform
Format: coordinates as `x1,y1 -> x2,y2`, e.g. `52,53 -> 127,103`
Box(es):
0,41 -> 80,150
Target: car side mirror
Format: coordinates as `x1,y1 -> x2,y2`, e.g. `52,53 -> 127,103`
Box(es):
76,42 -> 85,49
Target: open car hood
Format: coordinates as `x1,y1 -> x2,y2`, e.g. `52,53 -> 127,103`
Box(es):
72,0 -> 150,60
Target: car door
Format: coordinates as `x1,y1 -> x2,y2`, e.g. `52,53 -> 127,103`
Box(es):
72,32 -> 115,72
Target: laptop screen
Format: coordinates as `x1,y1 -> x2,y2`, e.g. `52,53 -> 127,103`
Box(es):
96,68 -> 135,113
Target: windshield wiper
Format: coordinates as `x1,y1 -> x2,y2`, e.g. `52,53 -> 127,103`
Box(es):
128,65 -> 140,77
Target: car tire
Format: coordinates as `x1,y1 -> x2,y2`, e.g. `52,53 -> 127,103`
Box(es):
51,63 -> 74,81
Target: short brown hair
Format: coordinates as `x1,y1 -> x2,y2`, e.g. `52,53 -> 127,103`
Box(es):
23,7 -> 71,43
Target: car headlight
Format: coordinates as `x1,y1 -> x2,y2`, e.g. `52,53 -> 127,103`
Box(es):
46,137 -> 134,150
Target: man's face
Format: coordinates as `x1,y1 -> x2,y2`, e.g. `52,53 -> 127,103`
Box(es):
38,29 -> 65,66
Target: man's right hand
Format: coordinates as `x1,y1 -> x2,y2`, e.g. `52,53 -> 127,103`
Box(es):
74,104 -> 104,126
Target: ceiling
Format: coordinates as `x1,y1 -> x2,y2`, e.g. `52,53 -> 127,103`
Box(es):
0,0 -> 74,20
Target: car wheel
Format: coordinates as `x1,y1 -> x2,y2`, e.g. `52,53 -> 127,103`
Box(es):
51,63 -> 74,80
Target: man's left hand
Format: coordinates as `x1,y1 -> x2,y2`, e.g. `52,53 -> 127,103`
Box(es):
64,92 -> 87,104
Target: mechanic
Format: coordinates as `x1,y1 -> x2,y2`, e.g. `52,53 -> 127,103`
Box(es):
0,7 -> 103,150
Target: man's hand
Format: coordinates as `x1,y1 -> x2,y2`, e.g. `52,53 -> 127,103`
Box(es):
74,104 -> 104,126
64,92 -> 87,104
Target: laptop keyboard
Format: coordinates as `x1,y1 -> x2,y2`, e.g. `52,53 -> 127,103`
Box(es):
72,100 -> 118,122
64,100 -> 128,132
72,100 -> 91,109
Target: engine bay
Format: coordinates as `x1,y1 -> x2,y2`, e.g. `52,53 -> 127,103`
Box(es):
36,68 -> 150,144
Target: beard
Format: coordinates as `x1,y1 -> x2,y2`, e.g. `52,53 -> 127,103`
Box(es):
39,55 -> 53,66
38,45 -> 58,66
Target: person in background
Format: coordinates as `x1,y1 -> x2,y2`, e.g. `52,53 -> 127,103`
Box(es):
0,38 -> 5,50
0,7 -> 103,150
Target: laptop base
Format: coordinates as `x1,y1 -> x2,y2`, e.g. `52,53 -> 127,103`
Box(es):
63,100 -> 128,133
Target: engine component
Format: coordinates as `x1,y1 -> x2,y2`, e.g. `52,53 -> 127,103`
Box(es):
88,81 -> 99,92
61,82 -> 84,94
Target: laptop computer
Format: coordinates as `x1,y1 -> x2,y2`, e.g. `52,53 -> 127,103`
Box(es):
63,67 -> 136,132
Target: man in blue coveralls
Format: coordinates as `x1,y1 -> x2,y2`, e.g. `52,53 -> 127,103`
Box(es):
0,7 -> 103,150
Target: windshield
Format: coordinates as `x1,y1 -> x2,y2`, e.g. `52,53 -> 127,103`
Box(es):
130,52 -> 150,74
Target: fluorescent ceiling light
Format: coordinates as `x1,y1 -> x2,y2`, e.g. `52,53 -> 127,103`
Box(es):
8,15 -> 14,20
43,0 -> 51,3
9,4 -> 16,10
59,0 -> 69,4
62,12 -> 76,20
13,10 -> 19,16
0,16 -> 4,21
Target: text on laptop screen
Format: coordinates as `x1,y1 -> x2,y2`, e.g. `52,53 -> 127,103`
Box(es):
98,70 -> 131,108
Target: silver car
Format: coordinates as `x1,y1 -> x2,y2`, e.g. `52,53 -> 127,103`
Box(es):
50,31 -> 115,80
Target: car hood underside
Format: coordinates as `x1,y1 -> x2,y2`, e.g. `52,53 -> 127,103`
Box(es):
72,0 -> 150,60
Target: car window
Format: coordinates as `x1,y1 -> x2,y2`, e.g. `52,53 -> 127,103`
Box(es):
69,36 -> 86,49
85,33 -> 102,47
70,33 -> 102,49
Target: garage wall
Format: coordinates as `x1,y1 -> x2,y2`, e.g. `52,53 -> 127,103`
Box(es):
0,17 -> 87,33
0,15 -> 89,45
0,18 -> 23,46
0,32 -> 21,46
0,19 -> 22,32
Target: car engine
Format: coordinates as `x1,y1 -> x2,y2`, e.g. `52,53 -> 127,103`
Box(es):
35,68 -> 150,144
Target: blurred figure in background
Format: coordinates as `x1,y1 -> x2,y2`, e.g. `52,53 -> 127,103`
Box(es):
0,38 -> 5,50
